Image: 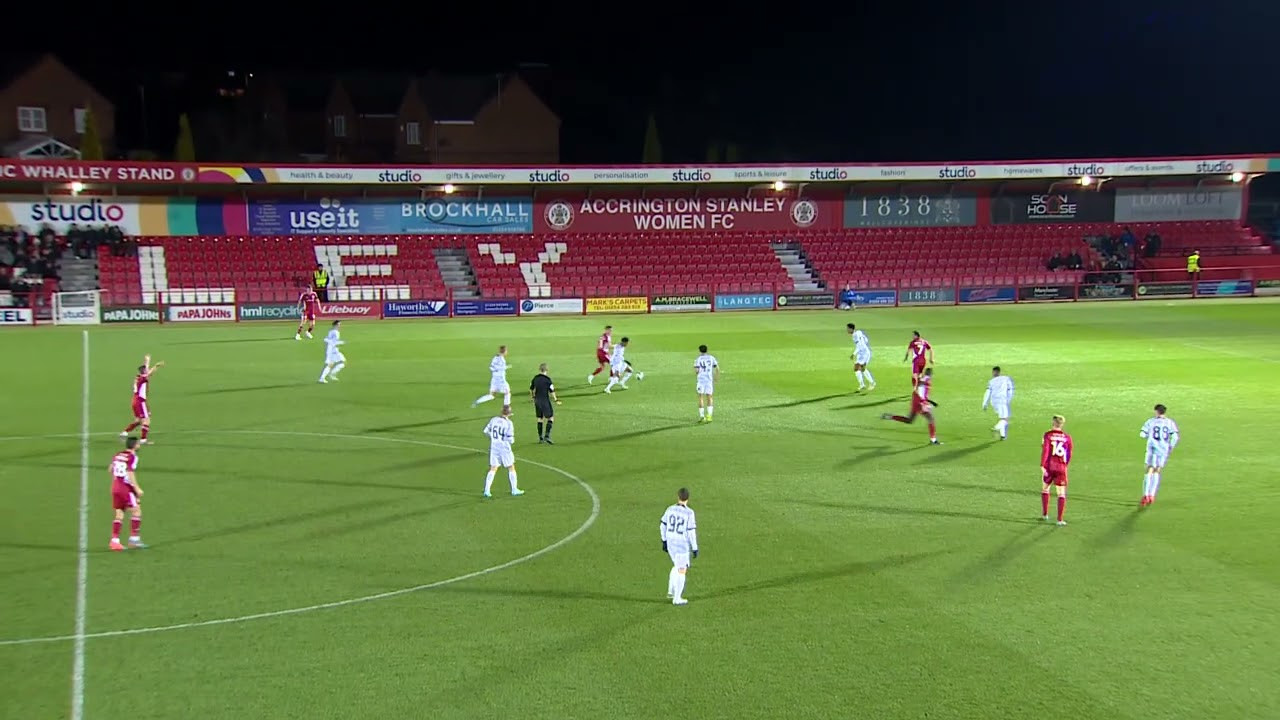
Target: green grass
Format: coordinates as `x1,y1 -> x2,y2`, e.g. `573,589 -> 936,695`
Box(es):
3,299 -> 1279,720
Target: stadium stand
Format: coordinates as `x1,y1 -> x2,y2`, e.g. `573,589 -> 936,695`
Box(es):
90,221 -> 1275,304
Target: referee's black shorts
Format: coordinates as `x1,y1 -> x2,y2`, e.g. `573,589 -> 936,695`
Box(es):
535,399 -> 555,419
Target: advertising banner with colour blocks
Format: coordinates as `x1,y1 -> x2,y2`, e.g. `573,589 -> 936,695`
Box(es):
239,303 -> 301,321
715,293 -> 774,311
1196,280 -> 1253,296
848,290 -> 897,306
520,298 -> 584,315
248,197 -> 533,236
0,307 -> 34,325
650,294 -> 712,312
899,288 -> 955,306
383,300 -> 450,318
585,297 -> 649,314
101,305 -> 161,323
453,299 -> 519,317
320,301 -> 382,319
168,305 -> 236,322
776,292 -> 835,309
959,286 -> 1017,304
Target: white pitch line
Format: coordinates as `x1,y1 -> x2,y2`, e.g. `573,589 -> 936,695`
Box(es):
0,429 -> 599,647
71,331 -> 90,720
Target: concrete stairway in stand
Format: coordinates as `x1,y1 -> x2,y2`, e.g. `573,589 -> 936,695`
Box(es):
771,241 -> 824,291
57,254 -> 101,293
433,248 -> 479,299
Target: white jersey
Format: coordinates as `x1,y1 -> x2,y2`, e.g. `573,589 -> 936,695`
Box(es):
610,344 -> 627,368
483,416 -> 516,467
488,354 -> 510,393
660,503 -> 698,554
695,353 -> 718,394
983,375 -> 1015,406
1140,416 -> 1180,460
324,328 -> 345,363
852,330 -> 870,354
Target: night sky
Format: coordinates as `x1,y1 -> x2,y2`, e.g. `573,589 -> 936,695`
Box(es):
33,2 -> 1280,165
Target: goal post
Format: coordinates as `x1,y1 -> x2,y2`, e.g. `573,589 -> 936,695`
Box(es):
53,290 -> 103,326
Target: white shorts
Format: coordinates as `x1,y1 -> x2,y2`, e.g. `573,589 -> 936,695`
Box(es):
855,350 -> 871,366
668,548 -> 690,570
696,378 -> 714,395
325,350 -> 346,365
611,362 -> 628,376
489,447 -> 515,468
490,379 -> 510,395
992,400 -> 1010,418
1145,448 -> 1169,469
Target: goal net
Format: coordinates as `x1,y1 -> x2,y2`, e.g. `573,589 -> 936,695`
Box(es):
53,290 -> 102,326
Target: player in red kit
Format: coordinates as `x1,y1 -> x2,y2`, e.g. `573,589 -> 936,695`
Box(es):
120,355 -> 163,444
881,367 -> 940,444
109,437 -> 145,551
1040,414 -> 1073,526
587,325 -> 613,384
296,287 -> 321,340
903,331 -> 933,387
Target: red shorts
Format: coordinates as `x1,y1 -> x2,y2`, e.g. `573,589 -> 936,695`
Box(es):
132,398 -> 149,420
112,485 -> 138,511
1044,469 -> 1069,487
912,359 -> 927,374
596,350 -> 610,364
911,397 -> 933,415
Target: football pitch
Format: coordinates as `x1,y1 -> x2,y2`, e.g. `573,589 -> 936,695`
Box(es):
3,299 -> 1279,720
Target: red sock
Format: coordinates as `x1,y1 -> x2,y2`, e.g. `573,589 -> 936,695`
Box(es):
927,422 -> 937,440
111,519 -> 122,539
889,415 -> 909,424
140,426 -> 149,440
130,516 -> 141,536
297,324 -> 304,334
124,421 -> 140,432
1041,491 -> 1050,516
1057,496 -> 1066,522
592,367 -> 603,376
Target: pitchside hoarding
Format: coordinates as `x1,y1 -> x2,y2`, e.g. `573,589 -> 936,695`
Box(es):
1112,187 -> 1244,222
102,306 -> 161,323
715,293 -> 774,311
168,305 -> 236,322
0,308 -> 34,325
520,298 -> 584,315
383,300 -> 450,318
899,288 -> 955,306
651,295 -> 713,312
776,292 -> 834,309
536,195 -> 841,233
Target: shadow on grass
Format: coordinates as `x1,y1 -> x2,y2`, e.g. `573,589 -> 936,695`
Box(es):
702,549 -> 948,600
792,498 -> 1043,527
188,383 -> 307,396
750,393 -> 855,410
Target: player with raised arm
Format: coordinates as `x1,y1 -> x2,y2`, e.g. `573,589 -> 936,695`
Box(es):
108,437 -> 145,551
121,355 -> 163,444
847,323 -> 876,391
604,337 -> 644,393
659,487 -> 699,606
981,366 -> 1015,440
295,287 -> 321,340
318,320 -> 346,383
473,345 -> 512,407
903,331 -> 933,387
588,325 -> 613,384
881,366 -> 940,444
530,363 -> 561,444
1139,403 -> 1180,507
695,344 -> 719,423
1040,415 -> 1073,526
482,405 -> 524,498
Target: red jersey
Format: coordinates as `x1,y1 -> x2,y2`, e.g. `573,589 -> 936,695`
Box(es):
915,376 -> 932,402
908,338 -> 931,362
299,290 -> 320,313
110,450 -> 138,490
598,331 -> 612,353
1041,430 -> 1073,472
133,373 -> 149,403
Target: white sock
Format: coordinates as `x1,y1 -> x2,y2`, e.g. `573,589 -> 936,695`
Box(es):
621,372 -> 632,385
855,370 -> 865,386
320,365 -> 331,381
673,571 -> 687,600
331,362 -> 345,376
508,470 -> 518,492
707,405 -> 714,417
605,376 -> 618,390
1151,472 -> 1161,498
998,420 -> 1008,437
484,470 -> 496,494
668,567 -> 678,595
475,394 -> 495,405
503,392 -> 512,405
863,369 -> 875,384
698,407 -> 706,418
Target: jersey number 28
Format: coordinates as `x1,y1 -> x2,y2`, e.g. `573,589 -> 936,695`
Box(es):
111,460 -> 129,477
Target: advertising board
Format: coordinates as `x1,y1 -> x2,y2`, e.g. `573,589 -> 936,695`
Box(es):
651,294 -> 712,312
1257,279 -> 1280,297
537,196 -> 841,233
319,301 -> 382,319
238,303 -> 301,321
519,298 -> 584,315
776,292 -> 834,309
0,307 -> 34,326
847,290 -> 897,307
1017,285 -> 1076,302
1113,187 -> 1244,222
383,300 -> 450,318
844,193 -> 978,228
55,305 -> 100,325
1078,283 -> 1134,300
991,192 -> 1115,224
1135,282 -> 1194,298
959,287 -> 1017,304
101,305 -> 161,323
168,305 -> 236,322
248,197 -> 533,235
585,297 -> 649,314
1196,280 -> 1253,297
715,293 -> 774,311
452,299 -> 519,317
899,288 -> 956,306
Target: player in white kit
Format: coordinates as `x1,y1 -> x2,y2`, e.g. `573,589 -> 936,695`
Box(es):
659,487 -> 699,605
846,323 -> 876,391
1139,403 -> 1180,507
473,345 -> 512,407
981,366 -> 1015,439
604,337 -> 643,393
695,344 -> 719,423
482,405 -> 524,498
318,321 -> 346,383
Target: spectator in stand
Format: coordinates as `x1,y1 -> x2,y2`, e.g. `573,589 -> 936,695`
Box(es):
1047,253 -> 1065,271
1066,250 -> 1083,270
838,284 -> 856,310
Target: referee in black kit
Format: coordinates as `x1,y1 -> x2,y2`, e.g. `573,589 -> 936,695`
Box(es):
530,363 -> 561,444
